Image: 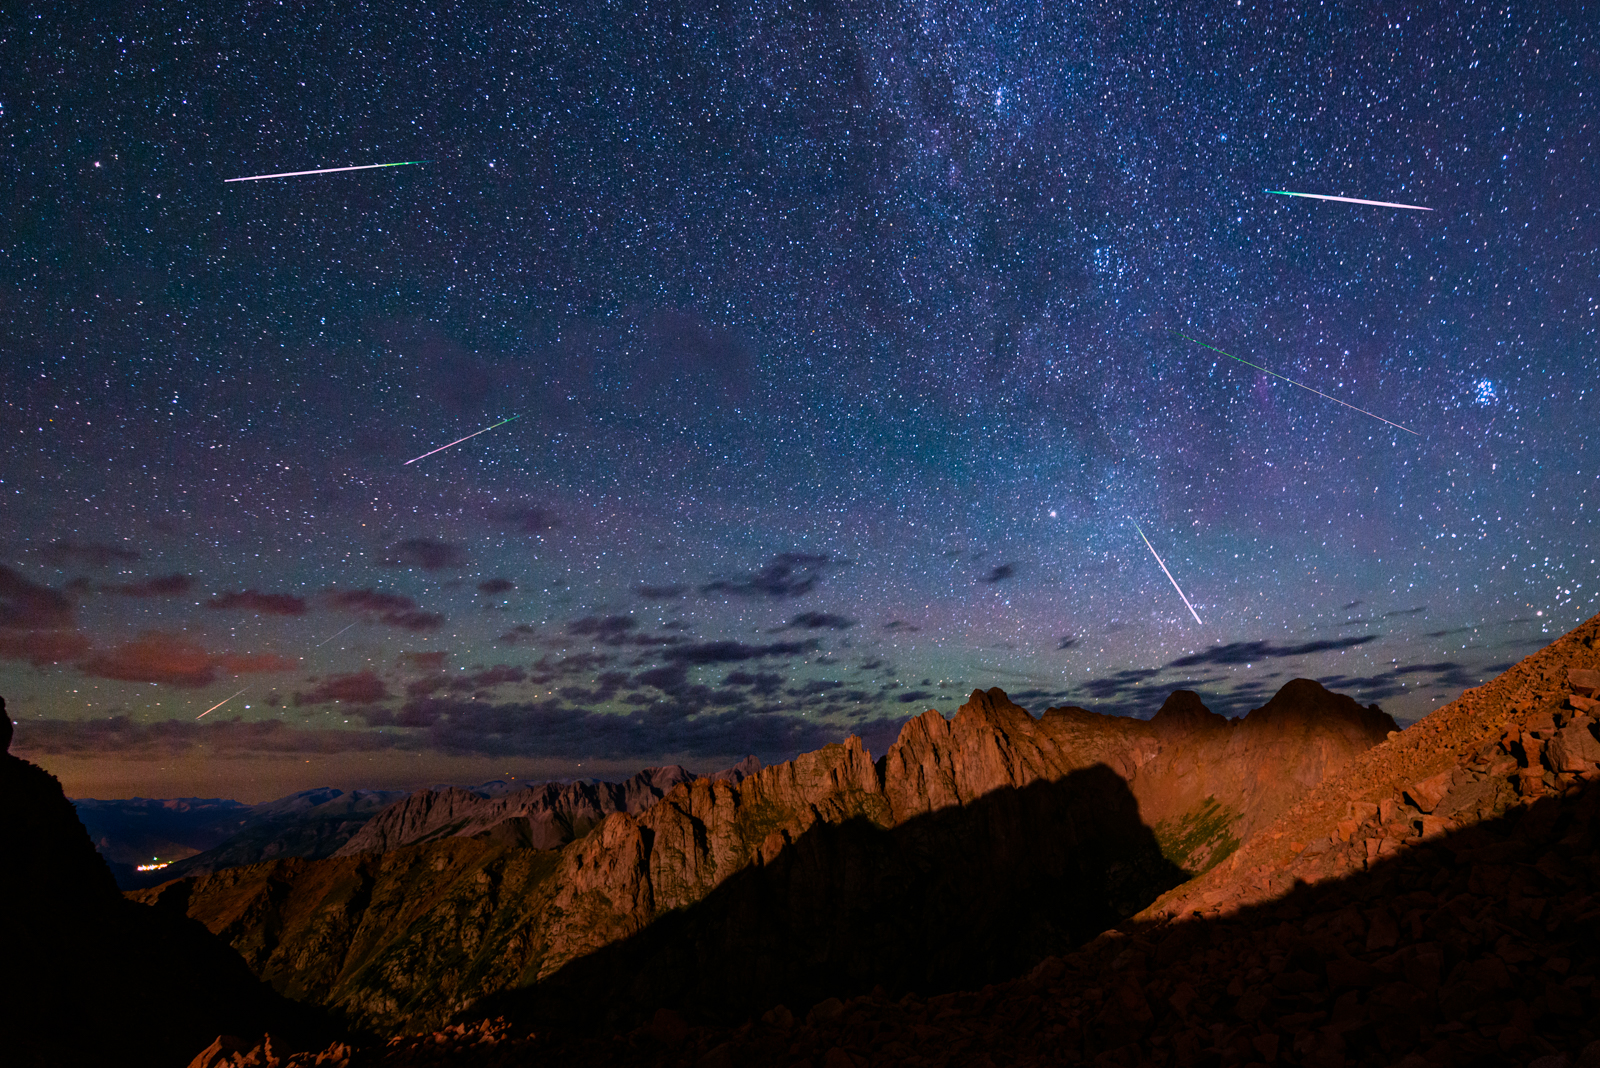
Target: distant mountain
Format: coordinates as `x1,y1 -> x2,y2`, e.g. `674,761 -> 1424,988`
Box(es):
72,794 -> 253,870
98,760 -> 761,891
147,788 -> 409,887
333,764 -> 700,854
137,681 -> 1392,1037
80,787 -> 407,890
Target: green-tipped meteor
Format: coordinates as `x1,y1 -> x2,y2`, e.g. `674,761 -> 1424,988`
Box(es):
1176,333 -> 1419,436
1131,520 -> 1204,626
405,415 -> 522,465
1267,189 -> 1431,211
226,161 -> 427,183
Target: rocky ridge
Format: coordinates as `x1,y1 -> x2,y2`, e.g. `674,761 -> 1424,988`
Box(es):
143,678 -> 1391,1038
333,764 -> 700,855
522,611 -> 1600,1067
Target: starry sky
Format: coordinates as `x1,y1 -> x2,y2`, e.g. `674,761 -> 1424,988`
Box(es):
2,1 -> 1596,801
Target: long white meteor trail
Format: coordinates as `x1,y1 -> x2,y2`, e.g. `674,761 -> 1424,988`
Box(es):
1176,333 -> 1419,436
225,160 -> 426,183
1267,189 -> 1431,212
1131,520 -> 1205,626
404,415 -> 522,465
197,687 -> 248,720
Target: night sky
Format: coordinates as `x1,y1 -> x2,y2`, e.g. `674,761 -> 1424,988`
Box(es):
3,2 -> 1596,801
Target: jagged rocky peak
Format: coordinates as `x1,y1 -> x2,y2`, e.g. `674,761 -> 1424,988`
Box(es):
1146,688 -> 1228,734
335,762 -> 700,856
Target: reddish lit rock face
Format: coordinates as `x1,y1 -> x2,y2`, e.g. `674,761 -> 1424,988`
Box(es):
334,765 -> 695,855
136,679 -> 1393,1036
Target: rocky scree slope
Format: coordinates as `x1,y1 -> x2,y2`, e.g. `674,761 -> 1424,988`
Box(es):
144,680 -> 1389,1039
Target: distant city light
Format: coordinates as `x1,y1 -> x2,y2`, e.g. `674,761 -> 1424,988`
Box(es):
135,860 -> 171,872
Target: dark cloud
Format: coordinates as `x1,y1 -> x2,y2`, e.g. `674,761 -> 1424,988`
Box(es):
568,615 -> 684,648
497,624 -> 539,644
782,611 -> 857,631
570,615 -> 639,642
12,716 -> 411,758
325,589 -> 443,631
208,589 -> 308,616
980,563 -> 1018,583
635,663 -> 690,693
393,693 -> 904,763
1341,601 -> 1363,610
789,679 -> 842,697
661,639 -> 818,665
1384,606 -> 1428,618
39,541 -> 139,569
381,538 -> 468,571
0,565 -> 76,630
1056,636 -> 1080,651
103,573 -> 194,598
477,578 -> 515,595
460,665 -> 526,689
724,670 -> 784,695
399,651 -> 450,672
882,621 -> 919,633
635,584 -> 688,600
895,690 -> 935,704
701,553 -> 838,599
528,651 -> 615,680
294,671 -> 391,706
0,628 -> 91,667
1165,636 -> 1379,668
79,632 -> 295,688
0,567 -> 86,666
1315,659 -> 1512,712
1424,626 -> 1477,639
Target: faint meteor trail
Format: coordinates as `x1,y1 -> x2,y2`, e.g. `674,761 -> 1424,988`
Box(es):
196,687 -> 248,720
225,160 -> 426,183
1176,333 -> 1419,436
404,415 -> 522,465
1131,520 -> 1204,626
1267,189 -> 1431,212
314,622 -> 357,648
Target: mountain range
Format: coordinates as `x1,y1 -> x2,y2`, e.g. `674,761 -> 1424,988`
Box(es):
11,615 -> 1600,1066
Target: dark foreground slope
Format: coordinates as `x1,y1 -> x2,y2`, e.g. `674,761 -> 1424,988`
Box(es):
0,712 -> 337,1068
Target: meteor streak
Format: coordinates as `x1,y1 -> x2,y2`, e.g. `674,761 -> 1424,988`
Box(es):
1176,333 -> 1419,436
197,687 -> 248,720
225,160 -> 426,183
1131,520 -> 1204,626
404,415 -> 521,465
314,622 -> 357,648
1266,189 -> 1431,212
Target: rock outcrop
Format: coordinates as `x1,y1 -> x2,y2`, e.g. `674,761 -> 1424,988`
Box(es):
0,697 -> 333,1067
333,765 -> 695,855
140,680 -> 1391,1036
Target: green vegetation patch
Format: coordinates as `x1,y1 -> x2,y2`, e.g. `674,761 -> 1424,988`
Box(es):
1155,797 -> 1242,875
